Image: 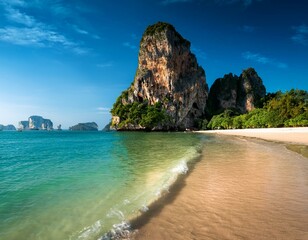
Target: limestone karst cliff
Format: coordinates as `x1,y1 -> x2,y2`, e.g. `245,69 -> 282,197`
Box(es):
18,116 -> 53,130
207,68 -> 266,115
111,22 -> 208,130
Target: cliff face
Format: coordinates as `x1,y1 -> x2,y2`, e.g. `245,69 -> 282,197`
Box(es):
207,68 -> 266,115
18,116 -> 53,130
111,22 -> 208,130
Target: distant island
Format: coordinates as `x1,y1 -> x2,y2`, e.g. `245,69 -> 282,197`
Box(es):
0,124 -> 16,131
18,116 -> 53,131
110,22 -> 308,131
69,122 -> 98,131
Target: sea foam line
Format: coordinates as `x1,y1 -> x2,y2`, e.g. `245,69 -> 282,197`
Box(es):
81,145 -> 203,240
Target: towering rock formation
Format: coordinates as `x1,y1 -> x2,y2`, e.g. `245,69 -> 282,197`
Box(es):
18,116 -> 53,130
207,68 -> 266,115
111,22 -> 208,130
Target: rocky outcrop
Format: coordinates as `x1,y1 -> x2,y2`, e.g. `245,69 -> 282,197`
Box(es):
0,124 -> 16,131
111,22 -> 208,130
69,122 -> 98,131
207,68 -> 266,115
18,121 -> 29,130
18,116 -> 53,130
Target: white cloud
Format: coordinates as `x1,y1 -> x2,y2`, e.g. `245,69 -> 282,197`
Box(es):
72,25 -> 89,35
0,1 -> 90,55
0,0 -> 26,7
5,7 -> 36,26
0,27 -> 69,46
242,51 -> 287,69
123,42 -> 137,50
71,24 -> 101,40
0,26 -> 89,54
97,107 -> 110,111
97,107 -> 111,115
191,46 -> 207,60
292,24 -> 308,46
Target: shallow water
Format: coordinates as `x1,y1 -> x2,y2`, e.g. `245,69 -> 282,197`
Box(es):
134,135 -> 308,240
0,131 -> 203,240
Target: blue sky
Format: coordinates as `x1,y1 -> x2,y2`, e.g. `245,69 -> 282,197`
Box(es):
0,0 -> 307,129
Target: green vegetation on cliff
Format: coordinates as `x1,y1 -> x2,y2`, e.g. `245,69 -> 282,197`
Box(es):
111,90 -> 170,130
143,22 -> 176,36
207,89 -> 308,129
141,21 -> 188,45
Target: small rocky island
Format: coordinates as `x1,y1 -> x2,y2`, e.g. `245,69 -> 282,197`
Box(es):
18,116 -> 53,130
69,122 -> 98,131
0,124 -> 16,131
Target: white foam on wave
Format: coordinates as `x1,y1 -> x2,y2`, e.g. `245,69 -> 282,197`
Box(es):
123,199 -> 130,205
139,204 -> 149,213
171,160 -> 189,174
152,146 -> 202,201
76,220 -> 103,240
106,209 -> 125,220
100,221 -> 134,240
97,145 -> 203,240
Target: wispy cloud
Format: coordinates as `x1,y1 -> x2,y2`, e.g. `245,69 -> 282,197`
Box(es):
97,107 -> 110,115
97,107 -> 110,111
242,51 -> 287,69
0,27 -> 88,54
0,0 -> 90,55
292,24 -> 308,46
161,0 -> 192,5
0,0 -> 26,7
71,24 -> 101,40
123,42 -> 137,50
72,25 -> 89,35
5,6 -> 36,26
191,46 -> 207,60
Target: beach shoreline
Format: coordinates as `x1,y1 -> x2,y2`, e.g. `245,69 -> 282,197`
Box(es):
133,129 -> 308,239
198,127 -> 308,145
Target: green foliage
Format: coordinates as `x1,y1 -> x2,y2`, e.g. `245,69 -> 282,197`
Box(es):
141,22 -> 188,46
207,109 -> 236,130
143,22 -> 176,37
207,89 -> 308,129
194,119 -> 209,130
111,93 -> 169,130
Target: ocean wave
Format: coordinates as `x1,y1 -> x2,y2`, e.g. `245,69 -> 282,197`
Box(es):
77,144 -> 203,240
76,220 -> 103,240
99,221 -> 136,240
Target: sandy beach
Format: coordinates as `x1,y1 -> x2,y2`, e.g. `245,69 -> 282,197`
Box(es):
199,127 -> 308,145
133,129 -> 308,239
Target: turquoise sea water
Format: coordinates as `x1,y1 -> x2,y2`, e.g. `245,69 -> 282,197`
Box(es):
0,131 -> 205,240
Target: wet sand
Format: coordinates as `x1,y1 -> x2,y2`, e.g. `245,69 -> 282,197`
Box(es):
133,132 -> 308,240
